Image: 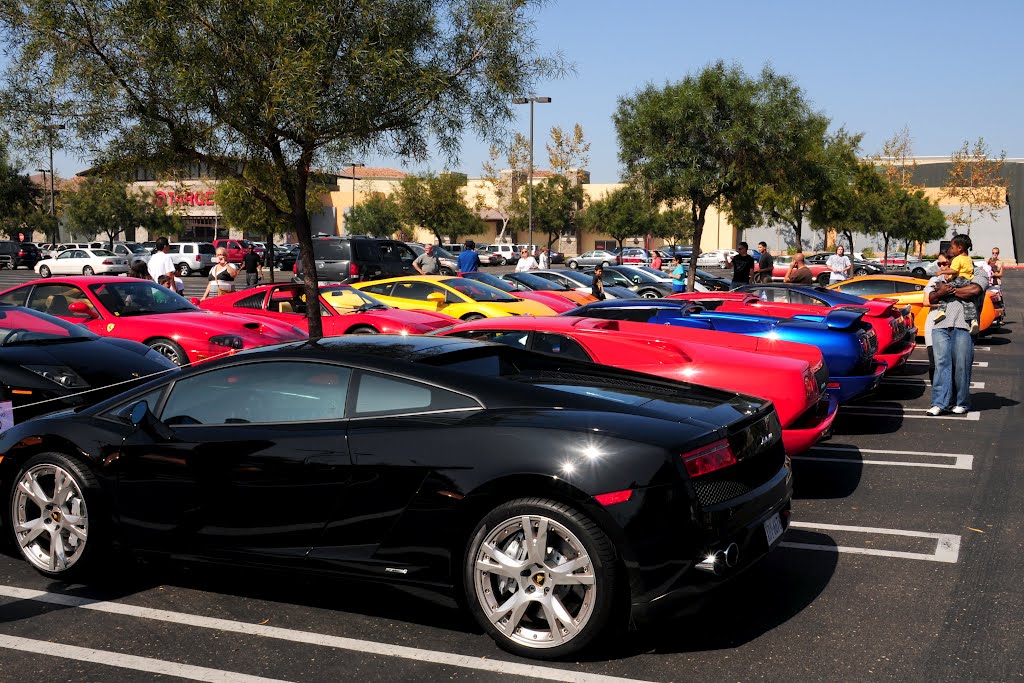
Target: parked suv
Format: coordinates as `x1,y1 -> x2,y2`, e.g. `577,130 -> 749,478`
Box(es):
108,242 -> 151,265
293,235 -> 386,284
0,241 -> 41,269
483,243 -> 519,266
169,242 -> 217,276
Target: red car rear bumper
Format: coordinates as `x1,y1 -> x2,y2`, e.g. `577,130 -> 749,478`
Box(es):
781,393 -> 838,456
875,333 -> 917,372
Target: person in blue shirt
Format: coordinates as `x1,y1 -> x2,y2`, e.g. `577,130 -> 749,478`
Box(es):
670,254 -> 686,292
457,239 -> 481,275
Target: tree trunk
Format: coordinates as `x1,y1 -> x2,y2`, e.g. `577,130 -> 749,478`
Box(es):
686,203 -> 707,292
266,232 -> 275,284
291,168 -> 321,340
842,230 -> 854,254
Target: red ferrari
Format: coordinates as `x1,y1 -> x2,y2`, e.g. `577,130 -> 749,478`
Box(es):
667,291 -> 917,372
0,276 -> 307,366
198,283 -> 456,335
435,316 -> 837,456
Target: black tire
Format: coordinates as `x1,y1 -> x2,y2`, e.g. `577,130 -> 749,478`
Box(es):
347,325 -> 379,335
177,262 -> 193,277
854,268 -> 867,277
464,497 -> 619,660
601,261 -> 610,268
440,267 -> 456,276
8,452 -> 108,581
38,265 -> 51,278
568,261 -> 579,270
499,257 -> 508,266
816,272 -> 831,286
461,313 -> 486,322
640,289 -> 660,299
146,337 -> 188,366
82,265 -> 95,276
912,268 -> 926,278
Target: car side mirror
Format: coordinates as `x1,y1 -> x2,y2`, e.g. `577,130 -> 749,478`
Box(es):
128,400 -> 174,440
426,292 -> 446,303
67,301 -> 98,319
189,297 -> 201,305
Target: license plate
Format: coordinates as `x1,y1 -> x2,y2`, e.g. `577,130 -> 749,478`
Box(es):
763,513 -> 784,546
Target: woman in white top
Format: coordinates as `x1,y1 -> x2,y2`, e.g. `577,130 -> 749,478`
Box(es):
200,248 -> 238,300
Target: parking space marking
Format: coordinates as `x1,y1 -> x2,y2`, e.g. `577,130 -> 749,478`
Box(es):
881,377 -> 985,389
839,405 -> 981,421
0,633 -> 289,682
783,522 -> 961,563
906,359 -> 988,368
0,585 -> 653,683
975,346 -> 991,351
796,445 -> 973,470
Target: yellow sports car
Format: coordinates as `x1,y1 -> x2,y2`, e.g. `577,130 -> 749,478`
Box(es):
353,275 -> 557,320
827,274 -> 998,335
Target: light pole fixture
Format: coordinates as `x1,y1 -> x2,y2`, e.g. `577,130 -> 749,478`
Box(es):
512,96 -> 551,252
344,162 -> 365,236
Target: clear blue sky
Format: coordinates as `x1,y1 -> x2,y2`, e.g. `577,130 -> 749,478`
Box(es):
45,0 -> 1024,182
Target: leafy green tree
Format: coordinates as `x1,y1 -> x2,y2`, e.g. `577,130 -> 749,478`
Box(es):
733,126 -> 862,251
0,143 -> 37,239
943,137 -> 1007,236
894,189 -> 948,261
614,62 -> 822,291
395,172 -> 484,245
531,175 -> 584,249
579,187 -> 658,254
651,206 -> 695,247
0,0 -> 561,338
64,175 -> 179,246
476,136 -> 529,244
347,193 -> 404,239
812,159 -> 885,254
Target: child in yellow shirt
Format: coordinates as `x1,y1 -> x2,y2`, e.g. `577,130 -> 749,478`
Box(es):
934,239 -> 978,333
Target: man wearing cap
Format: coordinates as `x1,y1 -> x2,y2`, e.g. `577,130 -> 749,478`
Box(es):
725,242 -> 756,288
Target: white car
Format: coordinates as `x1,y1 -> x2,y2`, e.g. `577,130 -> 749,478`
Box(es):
35,248 -> 130,277
696,249 -> 736,268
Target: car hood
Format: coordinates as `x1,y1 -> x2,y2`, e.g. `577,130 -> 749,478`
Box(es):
0,337 -> 177,387
121,310 -> 307,341
513,291 -> 577,313
361,307 -> 455,329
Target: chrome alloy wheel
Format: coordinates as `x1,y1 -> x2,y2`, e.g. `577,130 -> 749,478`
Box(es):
473,515 -> 596,649
12,464 -> 89,573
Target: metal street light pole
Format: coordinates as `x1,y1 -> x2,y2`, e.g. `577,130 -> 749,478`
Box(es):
345,162 -> 365,236
512,96 -> 551,252
35,168 -> 48,214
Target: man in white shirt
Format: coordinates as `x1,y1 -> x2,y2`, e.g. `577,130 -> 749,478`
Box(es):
515,249 -> 538,272
825,245 -> 852,284
147,237 -> 176,283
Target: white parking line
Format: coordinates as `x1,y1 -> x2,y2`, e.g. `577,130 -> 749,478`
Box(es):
795,445 -> 973,470
906,360 -> 988,368
0,586 -> 652,683
0,633 -> 289,682
782,522 -> 961,563
839,405 -> 981,421
881,377 -> 985,389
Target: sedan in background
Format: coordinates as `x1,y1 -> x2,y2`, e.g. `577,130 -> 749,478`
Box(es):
0,277 -> 307,366
499,271 -> 598,306
803,252 -> 887,277
437,316 -> 835,456
198,282 -> 455,335
566,250 -> 621,269
619,247 -> 653,265
458,272 -> 578,313
0,335 -> 792,659
353,275 -> 557,320
0,304 -> 178,422
530,269 -> 639,300
35,248 -> 130,277
584,265 -> 674,298
696,250 -> 737,269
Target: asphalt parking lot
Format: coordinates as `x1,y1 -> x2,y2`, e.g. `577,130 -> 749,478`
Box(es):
0,269 -> 1020,682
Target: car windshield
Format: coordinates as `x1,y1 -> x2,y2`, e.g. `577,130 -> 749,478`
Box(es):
320,285 -> 388,311
125,243 -> 147,254
636,266 -> 669,279
441,278 -> 519,303
463,272 -> 515,292
508,272 -> 568,291
0,306 -> 96,346
88,281 -> 197,316
556,270 -> 594,286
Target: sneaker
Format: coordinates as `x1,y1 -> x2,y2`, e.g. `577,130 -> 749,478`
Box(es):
933,310 -> 946,323
969,320 -> 979,334
926,406 -> 945,416
951,406 -> 969,414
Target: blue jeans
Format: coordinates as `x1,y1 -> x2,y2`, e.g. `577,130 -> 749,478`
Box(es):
931,326 -> 974,409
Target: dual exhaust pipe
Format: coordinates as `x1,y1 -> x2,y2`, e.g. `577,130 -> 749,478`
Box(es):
695,543 -> 739,575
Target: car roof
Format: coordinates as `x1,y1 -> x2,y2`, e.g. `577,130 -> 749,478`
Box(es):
840,274 -> 928,284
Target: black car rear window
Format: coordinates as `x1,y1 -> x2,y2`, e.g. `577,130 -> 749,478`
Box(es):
352,239 -> 379,260
313,240 -> 351,261
198,244 -> 216,254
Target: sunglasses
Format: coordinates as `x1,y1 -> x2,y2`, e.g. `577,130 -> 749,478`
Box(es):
936,261 -> 950,266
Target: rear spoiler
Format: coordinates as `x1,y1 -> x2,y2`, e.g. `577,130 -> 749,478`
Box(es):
820,308 -> 866,330
840,298 -> 899,318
